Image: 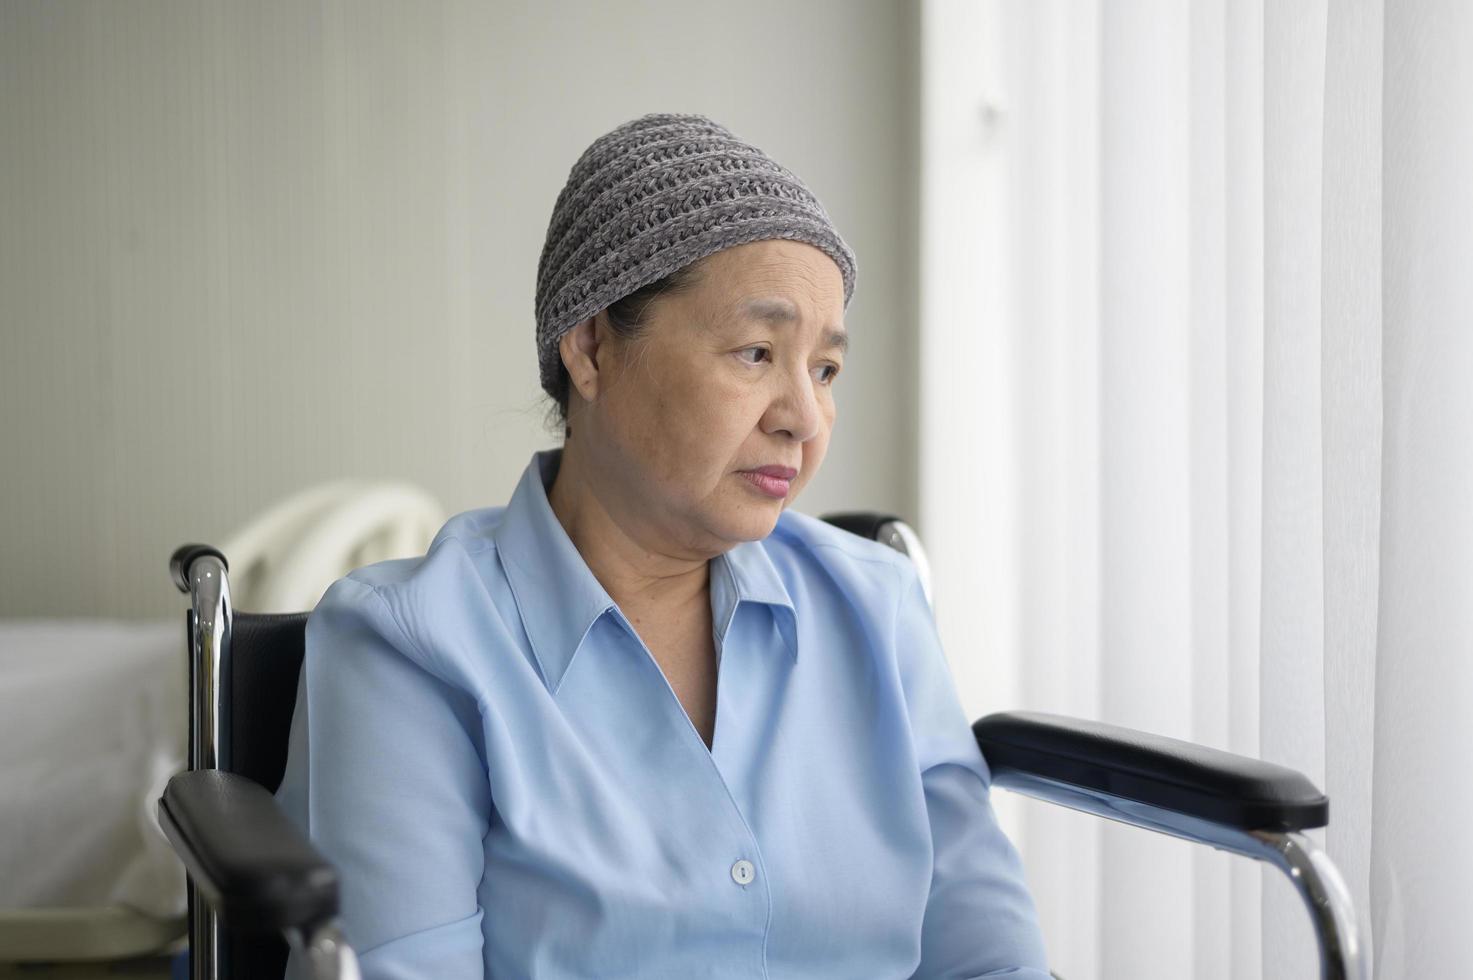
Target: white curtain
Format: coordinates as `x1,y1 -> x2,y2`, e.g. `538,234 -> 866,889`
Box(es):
918,2 -> 1470,978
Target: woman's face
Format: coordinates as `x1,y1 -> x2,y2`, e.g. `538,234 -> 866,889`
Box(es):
574,239 -> 848,553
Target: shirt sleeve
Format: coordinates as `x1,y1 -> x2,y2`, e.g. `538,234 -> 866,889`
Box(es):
279,576 -> 489,980
891,561 -> 1053,980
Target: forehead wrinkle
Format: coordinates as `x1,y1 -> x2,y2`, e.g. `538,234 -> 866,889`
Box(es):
736,297 -> 848,354
742,297 -> 800,322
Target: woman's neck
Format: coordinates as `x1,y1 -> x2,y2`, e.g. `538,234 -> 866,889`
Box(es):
547,441 -> 711,617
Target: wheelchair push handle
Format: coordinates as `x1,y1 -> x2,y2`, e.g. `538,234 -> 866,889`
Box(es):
171,544 -> 229,594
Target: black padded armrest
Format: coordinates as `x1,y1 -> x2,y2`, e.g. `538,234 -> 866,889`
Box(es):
974,711 -> 1328,831
159,770 -> 338,932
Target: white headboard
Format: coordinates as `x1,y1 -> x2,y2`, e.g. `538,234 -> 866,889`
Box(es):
220,482 -> 445,612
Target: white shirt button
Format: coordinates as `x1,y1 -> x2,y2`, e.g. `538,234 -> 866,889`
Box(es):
730,859 -> 756,886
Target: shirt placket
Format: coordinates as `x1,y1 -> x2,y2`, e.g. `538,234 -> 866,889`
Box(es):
609,610 -> 774,978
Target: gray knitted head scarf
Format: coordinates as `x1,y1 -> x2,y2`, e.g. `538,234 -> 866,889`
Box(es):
534,112 -> 858,398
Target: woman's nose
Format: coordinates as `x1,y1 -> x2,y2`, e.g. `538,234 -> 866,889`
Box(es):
764,366 -> 824,442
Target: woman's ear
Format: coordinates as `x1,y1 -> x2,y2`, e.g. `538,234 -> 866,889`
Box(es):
559,315 -> 603,405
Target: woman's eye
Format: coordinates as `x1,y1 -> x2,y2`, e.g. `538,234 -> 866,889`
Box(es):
737,347 -> 838,384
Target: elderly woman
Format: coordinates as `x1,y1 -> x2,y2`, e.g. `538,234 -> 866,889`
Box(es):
277,114 -> 1049,979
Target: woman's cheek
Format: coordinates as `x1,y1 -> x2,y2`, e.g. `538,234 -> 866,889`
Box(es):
679,373 -> 737,427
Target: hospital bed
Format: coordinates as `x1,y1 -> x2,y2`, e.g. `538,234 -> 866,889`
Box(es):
0,483 -> 443,975
160,512 -> 1367,980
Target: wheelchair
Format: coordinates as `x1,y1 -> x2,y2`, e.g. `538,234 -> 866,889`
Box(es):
159,513 -> 1367,980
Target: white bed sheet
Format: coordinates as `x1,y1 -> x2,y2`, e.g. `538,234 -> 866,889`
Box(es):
0,620 -> 186,921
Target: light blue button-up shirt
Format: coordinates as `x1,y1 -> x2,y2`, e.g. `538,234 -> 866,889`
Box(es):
276,449 -> 1049,979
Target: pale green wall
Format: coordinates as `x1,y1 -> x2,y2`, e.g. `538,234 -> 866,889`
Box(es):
0,0 -> 918,618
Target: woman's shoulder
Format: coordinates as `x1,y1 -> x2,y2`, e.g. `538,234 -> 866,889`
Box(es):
307,505 -> 515,679
771,508 -> 914,565
325,504 -> 507,598
768,509 -> 921,606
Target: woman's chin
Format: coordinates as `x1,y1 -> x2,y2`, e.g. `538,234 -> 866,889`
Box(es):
712,502 -> 783,544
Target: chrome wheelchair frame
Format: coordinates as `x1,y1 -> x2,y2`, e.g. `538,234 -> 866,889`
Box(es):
161,515 -> 1367,980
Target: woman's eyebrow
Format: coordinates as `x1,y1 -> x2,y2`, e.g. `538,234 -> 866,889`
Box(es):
740,298 -> 849,354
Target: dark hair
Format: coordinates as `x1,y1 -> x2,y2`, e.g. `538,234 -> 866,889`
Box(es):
550,260 -> 705,436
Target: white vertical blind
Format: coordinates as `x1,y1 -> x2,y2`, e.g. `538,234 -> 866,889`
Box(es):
1371,1 -> 1473,974
1319,0 -> 1384,973
1222,2 -> 1267,974
1259,4 -> 1331,979
916,1 -> 1468,977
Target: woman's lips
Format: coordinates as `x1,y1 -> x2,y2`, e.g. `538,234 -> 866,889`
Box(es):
739,469 -> 793,499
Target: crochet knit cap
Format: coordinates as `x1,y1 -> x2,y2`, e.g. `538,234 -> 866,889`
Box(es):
534,112 -> 858,397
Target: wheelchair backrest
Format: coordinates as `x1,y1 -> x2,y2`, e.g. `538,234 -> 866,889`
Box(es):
225,612 -> 308,794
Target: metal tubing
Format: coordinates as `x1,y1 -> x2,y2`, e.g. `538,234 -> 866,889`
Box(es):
188,555 -> 232,773
1252,830 -> 1371,980
288,922 -> 361,980
879,520 -> 935,609
185,555 -> 233,980
991,769 -> 1368,980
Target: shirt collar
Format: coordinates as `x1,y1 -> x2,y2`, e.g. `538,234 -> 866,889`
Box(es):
493,449 -> 798,695
711,535 -> 799,665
